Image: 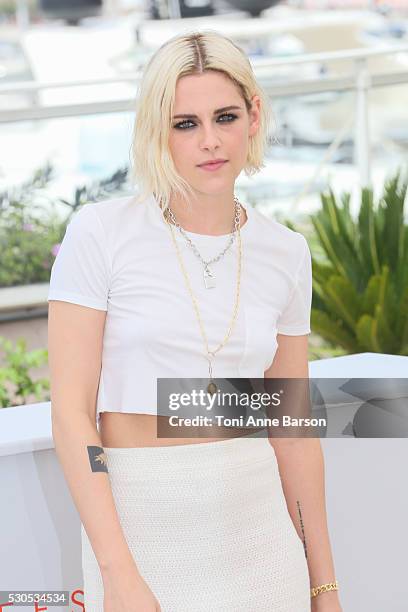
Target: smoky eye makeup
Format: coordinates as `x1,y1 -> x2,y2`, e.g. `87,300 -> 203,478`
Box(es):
172,112 -> 239,130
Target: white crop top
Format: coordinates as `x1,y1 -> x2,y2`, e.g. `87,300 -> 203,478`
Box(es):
47,193 -> 312,426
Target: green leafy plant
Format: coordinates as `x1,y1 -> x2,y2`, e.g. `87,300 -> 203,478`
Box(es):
286,168 -> 408,355
0,161 -> 129,287
0,336 -> 50,408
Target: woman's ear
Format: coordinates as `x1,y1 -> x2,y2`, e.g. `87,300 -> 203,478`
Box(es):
249,95 -> 261,136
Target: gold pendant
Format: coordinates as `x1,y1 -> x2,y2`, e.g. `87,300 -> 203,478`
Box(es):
207,380 -> 217,395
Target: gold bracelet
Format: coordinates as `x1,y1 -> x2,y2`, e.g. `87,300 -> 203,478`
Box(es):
310,580 -> 339,598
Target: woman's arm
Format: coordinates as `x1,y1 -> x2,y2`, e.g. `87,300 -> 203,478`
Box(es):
264,333 -> 342,612
48,301 -> 139,578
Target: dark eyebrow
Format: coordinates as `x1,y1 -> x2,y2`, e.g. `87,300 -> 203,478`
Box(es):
172,105 -> 242,119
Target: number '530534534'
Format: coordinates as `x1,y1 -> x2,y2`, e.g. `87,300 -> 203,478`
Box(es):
0,589 -> 85,611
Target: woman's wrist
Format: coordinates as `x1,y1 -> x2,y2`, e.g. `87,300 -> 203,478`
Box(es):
100,549 -> 141,580
311,589 -> 342,611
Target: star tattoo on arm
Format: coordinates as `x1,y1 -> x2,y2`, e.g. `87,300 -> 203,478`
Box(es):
87,445 -> 108,473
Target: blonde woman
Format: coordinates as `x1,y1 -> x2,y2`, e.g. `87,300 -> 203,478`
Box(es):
47,30 -> 342,612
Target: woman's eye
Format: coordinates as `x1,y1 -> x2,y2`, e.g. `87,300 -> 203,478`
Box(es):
173,113 -> 238,130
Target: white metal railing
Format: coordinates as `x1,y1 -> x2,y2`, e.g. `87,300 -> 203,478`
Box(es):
1,43 -> 407,95
1,44 -> 408,187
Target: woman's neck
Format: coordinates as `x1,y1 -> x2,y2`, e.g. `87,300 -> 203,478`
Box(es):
167,195 -> 246,236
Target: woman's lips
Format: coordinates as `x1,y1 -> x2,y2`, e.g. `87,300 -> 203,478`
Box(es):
198,161 -> 227,171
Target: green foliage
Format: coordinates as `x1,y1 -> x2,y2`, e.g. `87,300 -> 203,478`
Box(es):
0,337 -> 50,408
0,161 -> 129,287
286,168 -> 408,355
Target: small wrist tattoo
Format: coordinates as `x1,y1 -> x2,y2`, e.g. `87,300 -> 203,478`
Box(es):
87,445 -> 108,472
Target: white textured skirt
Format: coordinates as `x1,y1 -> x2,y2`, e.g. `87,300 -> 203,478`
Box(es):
81,434 -> 311,611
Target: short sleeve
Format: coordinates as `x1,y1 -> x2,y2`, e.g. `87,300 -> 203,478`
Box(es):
47,204 -> 111,311
276,233 -> 312,335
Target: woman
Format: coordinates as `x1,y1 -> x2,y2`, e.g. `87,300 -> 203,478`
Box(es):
47,30 -> 342,612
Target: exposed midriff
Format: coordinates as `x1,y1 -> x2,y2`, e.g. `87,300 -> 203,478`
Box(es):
99,412 -> 264,448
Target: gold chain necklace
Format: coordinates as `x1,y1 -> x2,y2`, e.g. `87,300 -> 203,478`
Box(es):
165,208 -> 243,396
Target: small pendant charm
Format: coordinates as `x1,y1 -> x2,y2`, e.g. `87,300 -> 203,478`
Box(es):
207,380 -> 217,395
203,266 -> 216,289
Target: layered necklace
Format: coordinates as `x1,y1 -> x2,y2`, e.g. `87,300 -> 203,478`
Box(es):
163,196 -> 243,395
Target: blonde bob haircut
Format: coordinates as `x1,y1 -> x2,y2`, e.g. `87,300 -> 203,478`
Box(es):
130,29 -> 275,213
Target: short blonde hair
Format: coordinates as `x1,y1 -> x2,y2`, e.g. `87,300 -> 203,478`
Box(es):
130,29 -> 274,212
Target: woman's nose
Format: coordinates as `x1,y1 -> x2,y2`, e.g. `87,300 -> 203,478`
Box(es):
199,125 -> 222,148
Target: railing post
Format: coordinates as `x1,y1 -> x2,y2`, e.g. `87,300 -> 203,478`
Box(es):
168,0 -> 182,19
16,0 -> 30,30
354,57 -> 372,188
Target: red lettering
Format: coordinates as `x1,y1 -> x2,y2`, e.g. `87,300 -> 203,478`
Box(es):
71,589 -> 85,611
0,604 -> 14,610
34,604 -> 47,611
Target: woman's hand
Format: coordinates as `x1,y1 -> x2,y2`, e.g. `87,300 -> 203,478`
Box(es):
102,562 -> 162,611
